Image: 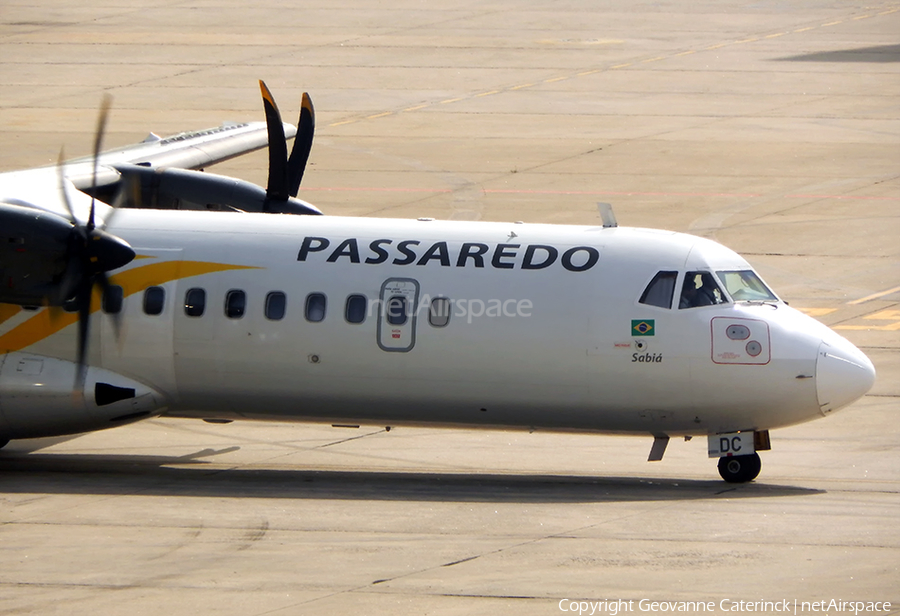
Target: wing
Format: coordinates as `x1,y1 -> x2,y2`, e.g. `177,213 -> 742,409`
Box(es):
0,82 -> 320,220
64,120 -> 295,191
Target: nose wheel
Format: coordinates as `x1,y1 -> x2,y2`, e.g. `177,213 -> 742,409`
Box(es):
717,453 -> 761,483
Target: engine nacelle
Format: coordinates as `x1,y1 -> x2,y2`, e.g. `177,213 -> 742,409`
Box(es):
111,164 -> 322,216
0,353 -> 165,440
0,201 -> 72,306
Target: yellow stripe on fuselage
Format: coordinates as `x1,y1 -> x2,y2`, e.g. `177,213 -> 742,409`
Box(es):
0,304 -> 22,327
0,260 -> 259,353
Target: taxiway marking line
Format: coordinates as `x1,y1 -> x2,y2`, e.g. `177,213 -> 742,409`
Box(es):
848,286 -> 900,305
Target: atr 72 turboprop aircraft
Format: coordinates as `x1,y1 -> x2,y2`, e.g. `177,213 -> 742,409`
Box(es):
0,83 -> 876,482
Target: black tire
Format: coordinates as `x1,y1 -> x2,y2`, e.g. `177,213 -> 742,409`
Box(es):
717,453 -> 761,483
0,439 -> 9,450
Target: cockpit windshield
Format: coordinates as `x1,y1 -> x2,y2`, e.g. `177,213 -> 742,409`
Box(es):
679,271 -> 727,309
716,270 -> 778,302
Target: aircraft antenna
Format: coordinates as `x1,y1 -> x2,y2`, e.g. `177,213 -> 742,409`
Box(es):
598,202 -> 618,228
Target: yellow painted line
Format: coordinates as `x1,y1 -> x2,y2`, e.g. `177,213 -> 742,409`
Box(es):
673,50 -> 696,57
847,285 -> 900,305
877,8 -> 899,14
509,83 -> 535,90
474,90 -> 501,97
863,309 -> 900,320
851,14 -> 872,20
836,322 -> 900,331
641,56 -> 666,63
366,111 -> 394,119
705,43 -> 729,50
439,97 -> 464,105
793,26 -> 815,33
403,104 -> 430,112
577,69 -> 602,76
796,308 -> 838,317
764,32 -> 787,39
544,76 -> 569,83
734,38 -> 759,44
330,118 -> 359,127
834,307 -> 900,331
610,63 -> 632,69
821,20 -> 844,26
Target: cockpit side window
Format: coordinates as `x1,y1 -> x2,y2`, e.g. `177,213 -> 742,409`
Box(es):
639,271 -> 677,309
716,270 -> 778,302
679,271 -> 727,309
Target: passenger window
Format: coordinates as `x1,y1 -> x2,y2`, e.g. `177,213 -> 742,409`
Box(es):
386,295 -> 408,326
639,271 -> 677,309
679,272 -> 726,309
345,294 -> 367,324
265,291 -> 286,320
305,293 -> 326,322
184,288 -> 206,317
143,286 -> 165,315
429,297 -> 451,327
102,285 -> 124,314
225,290 -> 246,319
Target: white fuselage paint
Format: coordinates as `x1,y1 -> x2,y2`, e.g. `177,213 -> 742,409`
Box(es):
17,208 -> 866,438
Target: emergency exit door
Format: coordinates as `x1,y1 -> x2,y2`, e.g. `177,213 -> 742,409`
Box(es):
377,278 -> 419,352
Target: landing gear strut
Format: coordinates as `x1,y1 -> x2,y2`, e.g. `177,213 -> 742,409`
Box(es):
717,453 -> 761,483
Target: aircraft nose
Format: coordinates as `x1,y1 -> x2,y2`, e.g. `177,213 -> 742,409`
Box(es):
816,336 -> 876,414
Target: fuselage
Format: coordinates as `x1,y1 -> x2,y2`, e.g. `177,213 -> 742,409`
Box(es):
0,208 -> 876,440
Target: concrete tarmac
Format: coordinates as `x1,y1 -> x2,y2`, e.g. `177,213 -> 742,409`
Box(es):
1,1 -> 898,614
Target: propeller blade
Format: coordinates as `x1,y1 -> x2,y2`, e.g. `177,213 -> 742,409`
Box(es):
74,279 -> 92,391
55,249 -> 84,306
96,272 -> 123,342
100,169 -> 137,231
88,94 -> 112,232
46,305 -> 65,328
286,92 -> 315,198
56,147 -> 78,226
48,94 -> 133,396
259,80 -> 290,202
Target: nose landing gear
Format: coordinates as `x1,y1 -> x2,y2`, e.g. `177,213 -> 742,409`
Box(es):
717,453 -> 761,483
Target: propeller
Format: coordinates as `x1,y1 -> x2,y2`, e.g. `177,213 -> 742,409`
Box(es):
259,80 -> 315,208
56,97 -> 136,390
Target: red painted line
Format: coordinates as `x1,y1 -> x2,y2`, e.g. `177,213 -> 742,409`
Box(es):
304,187 -> 762,198
786,194 -> 900,201
303,187 -> 453,193
484,189 -> 763,197
302,187 -> 899,200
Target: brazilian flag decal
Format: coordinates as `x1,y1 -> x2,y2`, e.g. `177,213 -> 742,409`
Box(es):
632,319 -> 655,336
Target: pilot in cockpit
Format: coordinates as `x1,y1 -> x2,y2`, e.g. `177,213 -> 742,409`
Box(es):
679,272 -> 723,309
